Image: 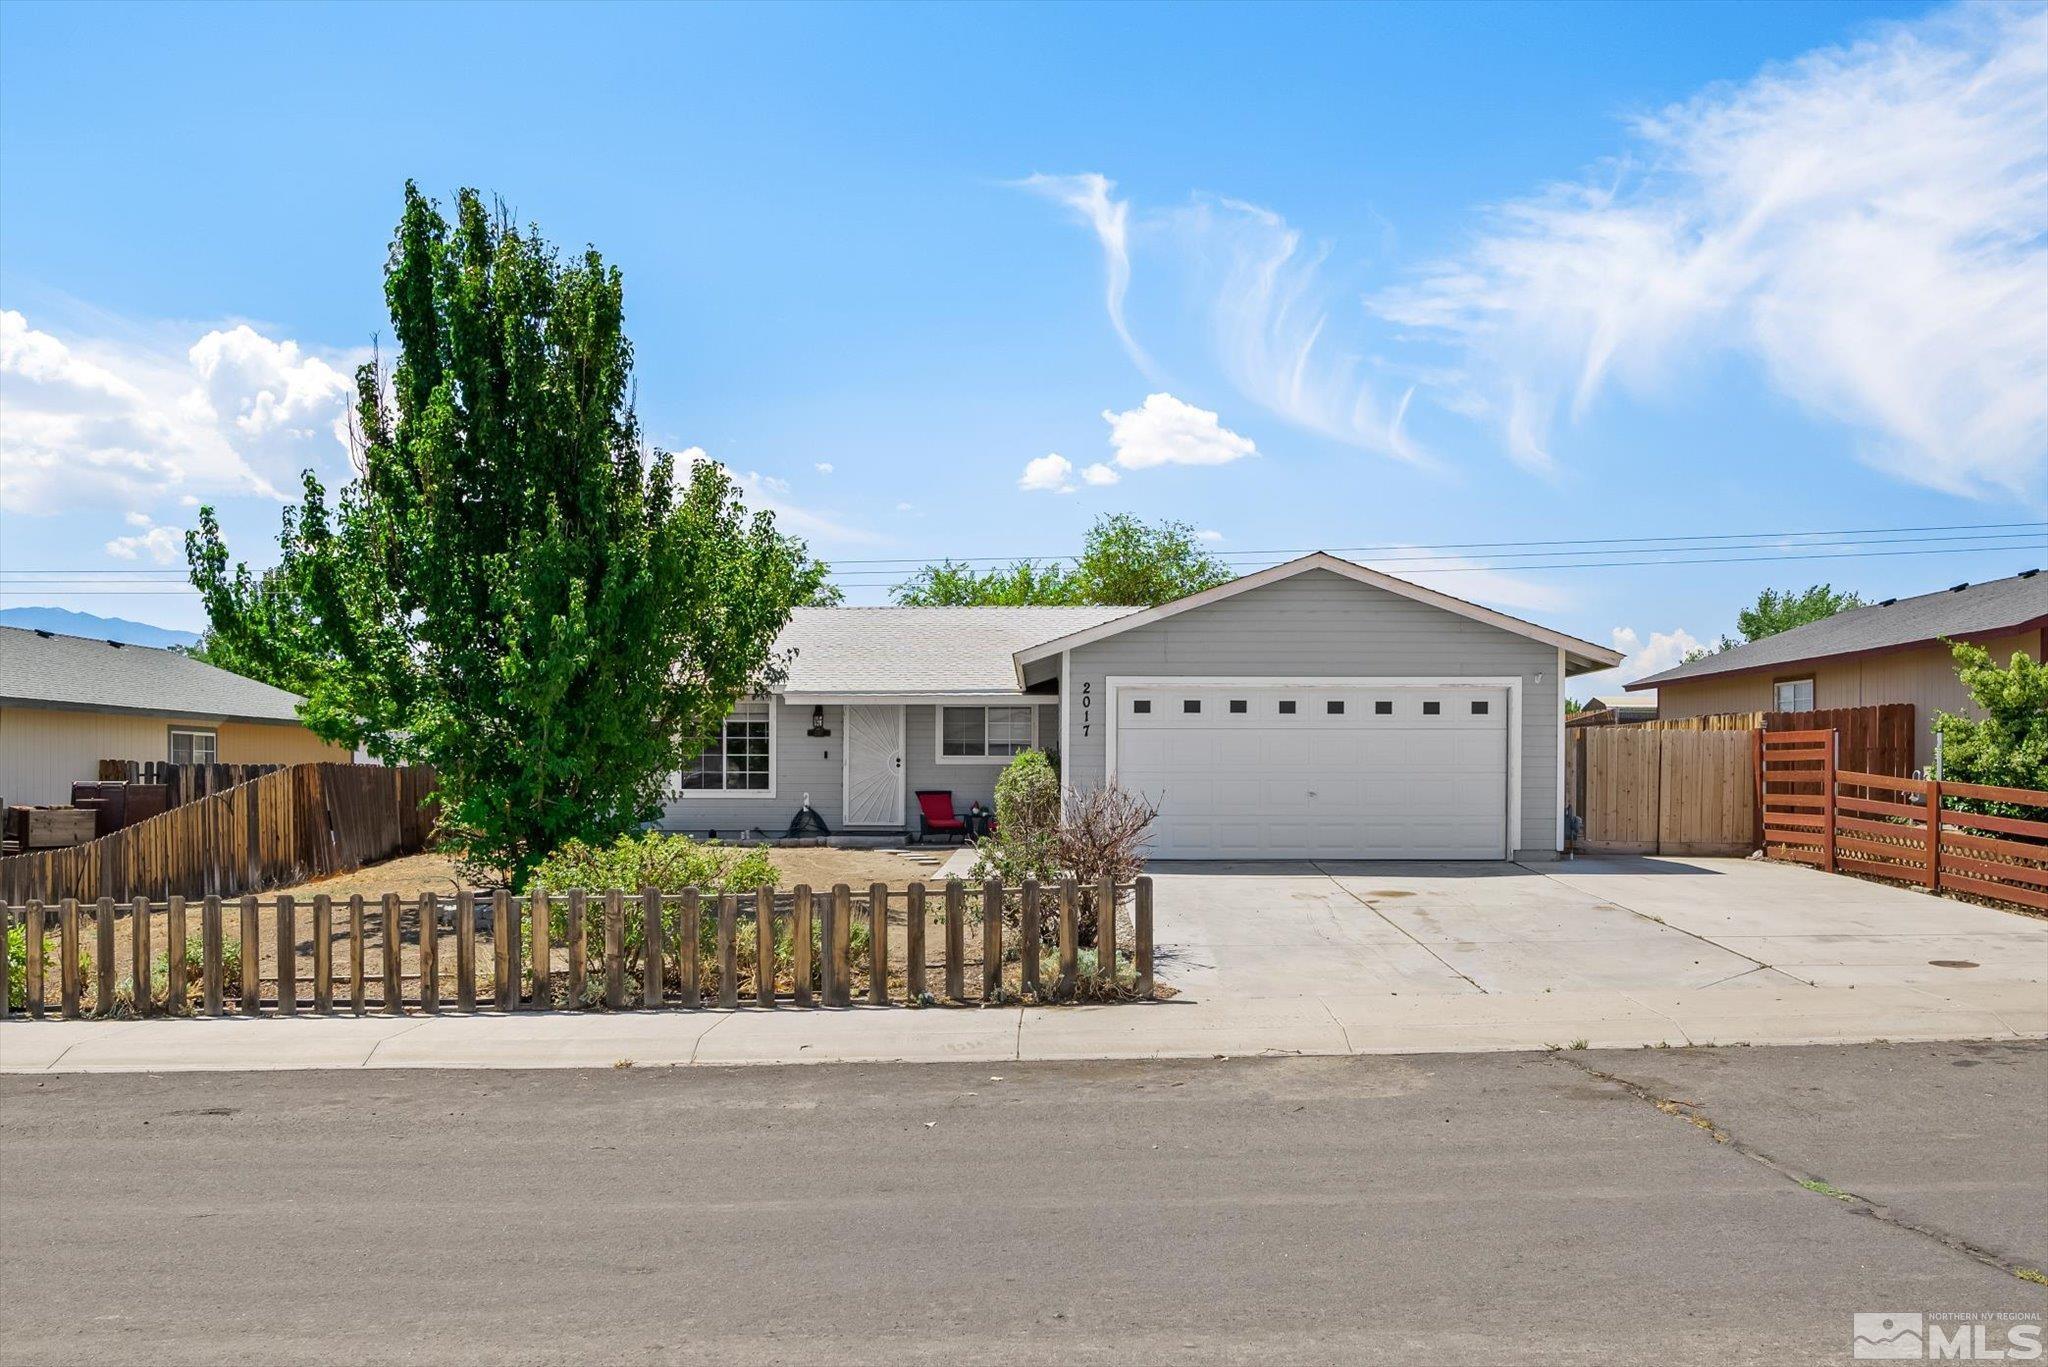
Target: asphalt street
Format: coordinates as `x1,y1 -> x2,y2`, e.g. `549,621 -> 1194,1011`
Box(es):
2,1041 -> 2042,1365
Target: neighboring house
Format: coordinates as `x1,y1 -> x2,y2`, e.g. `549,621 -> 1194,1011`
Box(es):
1629,569 -> 2047,773
665,552 -> 1621,861
0,626 -> 351,805
1566,693 -> 1659,727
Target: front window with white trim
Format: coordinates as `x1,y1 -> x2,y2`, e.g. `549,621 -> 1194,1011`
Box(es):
678,702 -> 773,792
1772,678 -> 1815,713
939,705 -> 1035,760
168,727 -> 217,765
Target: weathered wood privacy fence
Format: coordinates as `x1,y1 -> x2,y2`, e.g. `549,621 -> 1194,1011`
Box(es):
0,876 -> 1155,1020
97,759 -> 286,809
1567,727 -> 1756,856
1759,729 -> 2048,912
0,763 -> 437,906
1591,703 -> 1917,776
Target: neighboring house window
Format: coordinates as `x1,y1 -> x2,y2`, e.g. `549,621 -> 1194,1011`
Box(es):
1773,678 -> 1816,713
168,727 -> 217,766
939,705 -> 1035,760
678,702 -> 773,793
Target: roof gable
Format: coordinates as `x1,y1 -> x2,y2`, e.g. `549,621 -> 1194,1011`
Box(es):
1010,552 -> 1622,679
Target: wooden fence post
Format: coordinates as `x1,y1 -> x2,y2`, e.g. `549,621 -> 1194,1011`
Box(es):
816,889 -> 836,1005
1019,881 -> 1041,999
60,898 -> 80,1019
1057,878 -> 1078,1002
679,888 -> 701,1007
25,900 -> 45,1018
274,894 -> 295,1017
1750,728 -> 1765,851
237,895 -> 258,1017
1821,736 -> 1839,874
904,883 -> 926,1005
868,883 -> 889,1006
830,885 -> 852,1008
761,887 -> 780,1007
604,890 -> 625,1010
1096,874 -> 1117,985
981,878 -> 1003,1001
381,892 -> 403,1015
349,895 -> 367,1015
643,888 -> 664,1009
492,890 -> 513,1011
1925,778 -> 1944,889
565,890 -> 588,1010
1135,877 -> 1154,999
418,894 -> 440,1014
530,887 -> 552,1011
126,896 -> 148,1016
165,895 -> 186,1015
310,894 -> 331,1015
200,896 -> 221,1016
791,885 -> 813,1007
943,880 -> 964,1002
455,891 -> 476,1012
717,892 -> 739,1009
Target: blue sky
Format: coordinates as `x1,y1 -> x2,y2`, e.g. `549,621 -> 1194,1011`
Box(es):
2,0 -> 2043,695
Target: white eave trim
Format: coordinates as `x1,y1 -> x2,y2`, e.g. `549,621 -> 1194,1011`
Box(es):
1008,552 -> 1623,684
778,690 -> 1040,707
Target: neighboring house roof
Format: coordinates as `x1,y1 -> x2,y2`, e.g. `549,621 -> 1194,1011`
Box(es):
1010,552 -> 1624,683
1586,693 -> 1657,713
1629,569 -> 2048,692
0,625 -> 311,723
774,606 -> 1136,699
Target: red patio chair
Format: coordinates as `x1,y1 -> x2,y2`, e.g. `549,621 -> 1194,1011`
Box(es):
915,790 -> 969,844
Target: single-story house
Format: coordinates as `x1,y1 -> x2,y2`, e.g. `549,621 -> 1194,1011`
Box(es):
0,625 -> 351,805
664,552 -> 1622,861
1629,569 -> 2046,773
1566,693 -> 1659,727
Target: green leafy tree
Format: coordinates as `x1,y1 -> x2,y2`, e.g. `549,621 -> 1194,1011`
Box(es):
1933,642 -> 2048,806
189,183 -> 827,882
893,514 -> 1232,607
1688,583 -> 1867,657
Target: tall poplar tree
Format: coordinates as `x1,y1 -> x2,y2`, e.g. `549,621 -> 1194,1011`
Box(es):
190,184 -> 827,881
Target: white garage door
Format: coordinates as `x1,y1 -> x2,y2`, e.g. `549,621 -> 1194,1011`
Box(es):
1114,684 -> 1510,860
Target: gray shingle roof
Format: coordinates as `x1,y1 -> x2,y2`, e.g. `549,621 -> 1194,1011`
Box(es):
774,606 -> 1136,695
0,626 -> 310,723
1630,569 -> 2048,690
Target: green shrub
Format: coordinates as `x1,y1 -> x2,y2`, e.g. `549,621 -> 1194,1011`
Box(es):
1935,642 -> 2048,813
970,749 -> 1062,885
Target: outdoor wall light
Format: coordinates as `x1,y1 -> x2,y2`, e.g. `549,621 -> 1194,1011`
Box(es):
807,705 -> 831,738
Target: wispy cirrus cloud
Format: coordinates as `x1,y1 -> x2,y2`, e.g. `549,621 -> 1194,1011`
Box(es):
1017,173 -> 1156,378
1372,3 -> 2047,496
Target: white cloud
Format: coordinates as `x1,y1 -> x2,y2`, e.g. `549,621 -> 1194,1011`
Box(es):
895,500 -> 914,512
1080,462 -> 1120,487
1101,392 -> 1257,471
104,522 -> 185,564
682,446 -> 884,545
1372,4 -> 2048,496
1176,198 -> 1432,465
813,462 -> 834,475
1018,452 -> 1076,494
1569,624 -> 1707,700
1019,173 -> 1155,376
0,308 -> 360,515
1197,529 -> 1223,542
122,510 -> 152,528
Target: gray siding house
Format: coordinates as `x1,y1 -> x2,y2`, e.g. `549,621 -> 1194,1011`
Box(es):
662,553 -> 1620,861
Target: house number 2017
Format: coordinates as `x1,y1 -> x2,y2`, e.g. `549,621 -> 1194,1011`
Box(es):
1080,681 -> 1092,737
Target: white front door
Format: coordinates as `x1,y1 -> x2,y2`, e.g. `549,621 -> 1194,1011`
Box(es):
1115,684 -> 1511,859
842,705 -> 905,826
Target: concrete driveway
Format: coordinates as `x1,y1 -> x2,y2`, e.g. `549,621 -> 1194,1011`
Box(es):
1152,854 -> 2048,1000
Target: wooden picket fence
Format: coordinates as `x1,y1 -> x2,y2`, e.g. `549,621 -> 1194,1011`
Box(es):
0,876 -> 1155,1020
1601,703 -> 1917,776
0,763 -> 436,906
1760,729 -> 2048,912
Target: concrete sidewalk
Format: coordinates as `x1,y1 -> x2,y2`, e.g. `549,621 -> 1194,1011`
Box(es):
3,978 -> 2041,1072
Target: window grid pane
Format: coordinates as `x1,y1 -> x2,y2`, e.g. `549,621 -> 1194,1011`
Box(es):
986,707 -> 1033,756
942,707 -> 987,756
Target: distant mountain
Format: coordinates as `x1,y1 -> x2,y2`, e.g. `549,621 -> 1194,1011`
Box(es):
0,606 -> 201,649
